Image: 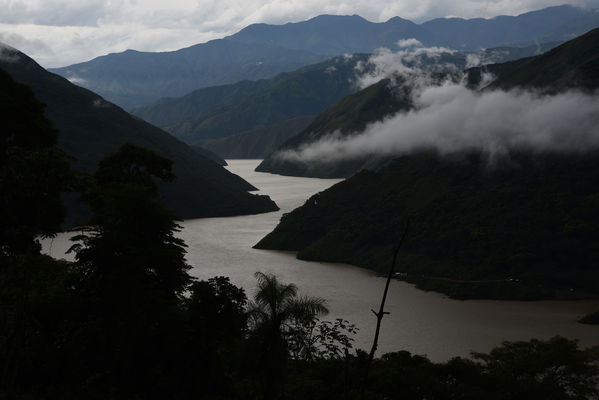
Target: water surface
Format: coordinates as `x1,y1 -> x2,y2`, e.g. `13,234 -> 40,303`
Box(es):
43,159 -> 599,361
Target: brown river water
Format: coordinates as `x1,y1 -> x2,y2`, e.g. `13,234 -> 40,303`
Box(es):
42,159 -> 599,361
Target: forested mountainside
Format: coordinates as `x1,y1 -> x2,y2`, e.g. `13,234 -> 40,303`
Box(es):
256,151 -> 599,300
0,45 -> 278,223
196,116 -> 314,159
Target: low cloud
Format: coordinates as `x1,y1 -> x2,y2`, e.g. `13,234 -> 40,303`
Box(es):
355,41 -> 458,89
0,42 -> 20,62
277,84 -> 599,165
277,42 -> 599,165
66,76 -> 88,85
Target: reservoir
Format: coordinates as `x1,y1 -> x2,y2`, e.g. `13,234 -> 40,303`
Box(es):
42,159 -> 599,361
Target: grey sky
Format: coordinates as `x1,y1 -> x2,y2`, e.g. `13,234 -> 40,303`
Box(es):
1,0 -> 598,67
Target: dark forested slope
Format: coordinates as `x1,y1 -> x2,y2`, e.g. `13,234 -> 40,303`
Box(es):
196,116 -> 314,159
0,45 -> 277,222
256,152 -> 599,299
255,78 -> 413,177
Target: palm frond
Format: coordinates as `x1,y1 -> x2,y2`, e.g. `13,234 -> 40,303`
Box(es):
286,295 -> 329,324
254,271 -> 297,311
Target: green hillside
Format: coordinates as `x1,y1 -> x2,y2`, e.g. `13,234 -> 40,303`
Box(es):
255,78 -> 413,177
256,151 -> 599,300
134,55 -> 369,144
473,27 -> 599,91
196,116 -> 314,159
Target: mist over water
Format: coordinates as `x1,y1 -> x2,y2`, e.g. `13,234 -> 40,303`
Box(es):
41,160 -> 599,360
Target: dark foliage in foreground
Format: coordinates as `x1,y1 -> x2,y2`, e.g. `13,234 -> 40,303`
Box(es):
1,72 -> 598,399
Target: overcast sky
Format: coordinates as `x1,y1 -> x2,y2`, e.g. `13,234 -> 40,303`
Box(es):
1,0 -> 598,68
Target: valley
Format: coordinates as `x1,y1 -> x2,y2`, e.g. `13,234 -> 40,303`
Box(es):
3,3 -> 599,398
42,160 -> 599,361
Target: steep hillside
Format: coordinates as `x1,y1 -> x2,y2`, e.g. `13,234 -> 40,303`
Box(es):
485,27 -> 599,91
49,40 -> 327,109
132,79 -> 270,129
255,78 -> 412,177
196,116 -> 314,159
135,55 -> 369,143
256,151 -> 599,300
0,44 -> 278,223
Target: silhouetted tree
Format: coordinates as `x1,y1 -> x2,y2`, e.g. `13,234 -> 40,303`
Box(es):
248,272 -> 328,399
0,69 -> 76,395
67,144 -> 193,397
70,143 -> 191,299
472,336 -> 599,400
183,276 -> 248,397
0,69 -> 73,255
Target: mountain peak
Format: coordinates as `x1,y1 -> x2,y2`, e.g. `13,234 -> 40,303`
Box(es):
385,16 -> 414,24
304,14 -> 370,24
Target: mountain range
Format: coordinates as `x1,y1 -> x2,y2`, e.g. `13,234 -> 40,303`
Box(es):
132,55 -> 369,144
49,5 -> 599,111
132,41 -> 560,159
229,5 -> 596,54
49,40 -> 327,110
0,44 -> 278,224
257,28 -> 599,178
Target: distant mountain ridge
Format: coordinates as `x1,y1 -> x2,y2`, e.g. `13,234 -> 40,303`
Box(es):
49,40 -> 327,109
50,5 -> 599,110
229,5 -> 597,53
228,14 -> 433,55
132,42 -> 557,156
0,44 -> 278,223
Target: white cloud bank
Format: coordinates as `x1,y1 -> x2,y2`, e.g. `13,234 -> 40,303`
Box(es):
278,84 -> 599,164
1,0 -> 599,67
276,42 -> 599,165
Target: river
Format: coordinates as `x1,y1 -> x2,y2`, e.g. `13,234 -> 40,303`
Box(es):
42,159 -> 599,361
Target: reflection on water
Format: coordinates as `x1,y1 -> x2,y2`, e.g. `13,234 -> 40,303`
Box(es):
42,159 -> 599,361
